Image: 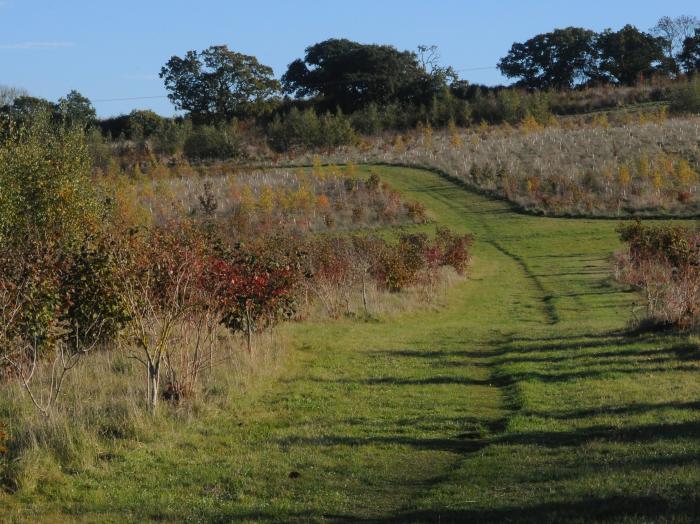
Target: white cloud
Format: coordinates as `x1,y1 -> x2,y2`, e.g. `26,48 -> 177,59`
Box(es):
0,41 -> 74,50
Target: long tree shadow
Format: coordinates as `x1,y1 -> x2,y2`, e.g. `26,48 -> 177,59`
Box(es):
497,420 -> 700,448
525,399 -> 700,421
306,376 -> 494,387
276,434 -> 489,454
366,494 -> 696,524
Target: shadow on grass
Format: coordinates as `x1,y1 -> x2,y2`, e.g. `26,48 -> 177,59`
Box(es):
498,420 -> 700,448
528,399 -> 700,421
277,434 -> 489,454
222,493 -> 697,523
307,375 -> 493,387
365,494 -> 693,524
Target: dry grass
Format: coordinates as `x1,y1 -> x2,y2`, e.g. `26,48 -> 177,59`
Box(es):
0,327 -> 287,494
300,266 -> 462,321
100,163 -> 423,234
293,114 -> 700,216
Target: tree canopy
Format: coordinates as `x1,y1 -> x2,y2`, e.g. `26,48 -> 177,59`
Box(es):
0,95 -> 56,125
0,90 -> 95,129
680,28 -> 700,73
498,27 -> 598,90
57,90 -> 96,128
160,45 -> 280,123
281,39 -> 450,112
652,15 -> 700,74
498,25 -> 666,88
596,25 -> 665,85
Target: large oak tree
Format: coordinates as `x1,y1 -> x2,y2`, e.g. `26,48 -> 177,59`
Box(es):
281,39 -> 448,112
498,27 -> 598,90
160,45 -> 280,123
596,25 -> 665,85
679,28 -> 700,73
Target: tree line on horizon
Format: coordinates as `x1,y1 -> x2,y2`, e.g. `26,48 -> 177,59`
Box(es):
499,17 -> 700,89
0,15 -> 699,157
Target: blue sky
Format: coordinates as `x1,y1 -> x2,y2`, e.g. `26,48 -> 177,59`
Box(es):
2,0 -> 697,117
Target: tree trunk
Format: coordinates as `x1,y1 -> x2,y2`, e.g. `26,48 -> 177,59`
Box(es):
362,272 -> 369,315
245,304 -> 253,354
148,360 -> 160,415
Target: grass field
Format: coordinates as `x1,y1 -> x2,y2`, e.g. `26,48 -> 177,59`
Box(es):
2,165 -> 700,523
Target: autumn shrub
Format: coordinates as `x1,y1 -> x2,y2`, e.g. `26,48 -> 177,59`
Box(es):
297,227 -> 472,316
116,223 -> 216,412
435,226 -> 474,275
0,116 -> 118,369
210,239 -> 302,353
405,201 -> 428,223
388,233 -> 432,291
374,230 -> 474,291
123,167 -> 426,237
301,237 -> 357,317
615,221 -> 700,328
0,421 -> 7,454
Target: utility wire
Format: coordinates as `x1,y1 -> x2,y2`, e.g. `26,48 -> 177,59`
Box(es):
455,66 -> 499,72
91,66 -> 500,102
92,95 -> 169,103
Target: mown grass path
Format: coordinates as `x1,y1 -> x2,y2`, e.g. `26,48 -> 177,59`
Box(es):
5,166 -> 700,523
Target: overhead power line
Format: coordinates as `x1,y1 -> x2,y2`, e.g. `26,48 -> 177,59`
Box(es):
92,95 -> 169,103
90,66 -> 500,103
454,66 -> 499,72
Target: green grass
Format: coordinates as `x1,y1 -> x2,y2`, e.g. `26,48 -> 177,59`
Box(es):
2,165 -> 700,523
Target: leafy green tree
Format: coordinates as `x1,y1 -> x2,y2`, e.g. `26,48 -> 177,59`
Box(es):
350,102 -> 383,134
160,45 -> 280,122
596,25 -> 665,85
282,39 -> 430,112
57,90 -> 96,128
679,28 -> 700,73
318,110 -> 355,149
0,115 -> 102,246
498,27 -> 599,89
0,95 -> 56,126
0,115 -> 111,363
127,109 -> 164,138
266,107 -> 320,151
408,44 -> 458,107
651,15 -> 699,74
152,118 -> 190,157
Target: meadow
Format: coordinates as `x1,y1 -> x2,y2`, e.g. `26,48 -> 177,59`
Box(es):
1,165 -> 698,522
292,110 -> 700,218
3,12 -> 700,522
